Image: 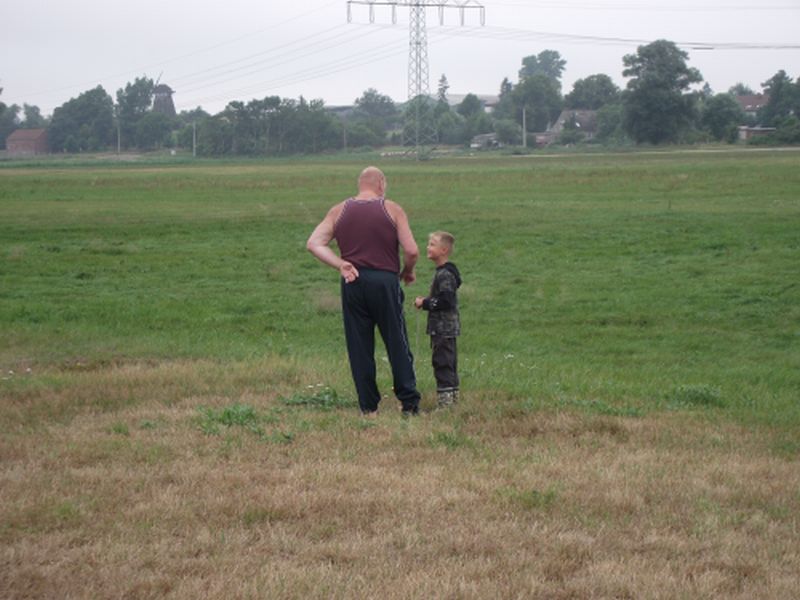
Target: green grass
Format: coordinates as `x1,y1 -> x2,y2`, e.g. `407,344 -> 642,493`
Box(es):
1,150 -> 799,430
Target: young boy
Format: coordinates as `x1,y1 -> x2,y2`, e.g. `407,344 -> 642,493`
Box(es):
415,231 -> 462,408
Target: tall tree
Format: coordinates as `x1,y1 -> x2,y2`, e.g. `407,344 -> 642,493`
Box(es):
175,107 -> 209,150
434,75 -> 452,121
728,83 -> 755,96
512,74 -> 563,132
291,97 -> 339,154
456,93 -> 483,118
353,88 -> 397,121
759,70 -> 797,126
248,96 -> 281,153
352,88 -> 398,142
196,115 -> 233,156
225,100 -> 258,154
493,77 -> 515,120
48,86 -> 115,152
565,74 -> 620,109
594,103 -> 627,144
499,77 -> 513,98
116,76 -> 155,149
135,112 -> 174,150
177,107 -> 210,127
621,39 -> 703,144
437,74 -> 450,105
519,50 -> 566,85
22,104 -> 47,128
222,96 -> 284,155
435,110 -> 464,144
701,93 -> 745,142
493,118 -> 522,145
0,87 -> 20,149
452,93 -> 492,144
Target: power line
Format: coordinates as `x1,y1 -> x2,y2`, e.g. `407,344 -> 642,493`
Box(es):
168,25 -> 352,88
176,25 -> 377,95
482,0 -> 800,11
176,32 -> 411,109
19,1 -> 341,100
175,25 -> 467,110
436,23 -> 800,50
176,16 -> 798,110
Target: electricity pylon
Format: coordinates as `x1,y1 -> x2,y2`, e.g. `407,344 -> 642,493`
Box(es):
347,1 -> 485,158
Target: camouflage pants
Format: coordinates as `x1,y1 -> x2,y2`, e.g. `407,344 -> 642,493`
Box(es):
431,335 -> 459,393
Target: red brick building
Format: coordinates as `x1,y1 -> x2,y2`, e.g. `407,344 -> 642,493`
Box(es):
6,128 -> 49,156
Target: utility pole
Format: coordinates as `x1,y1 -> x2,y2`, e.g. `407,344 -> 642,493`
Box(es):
347,1 -> 485,159
192,121 -> 197,158
522,106 -> 527,148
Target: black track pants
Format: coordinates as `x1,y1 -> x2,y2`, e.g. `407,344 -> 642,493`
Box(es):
341,269 -> 420,413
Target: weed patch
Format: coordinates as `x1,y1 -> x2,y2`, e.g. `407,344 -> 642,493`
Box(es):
281,386 -> 355,411
670,384 -> 725,408
197,403 -> 275,436
559,397 -> 643,418
109,422 -> 130,436
498,486 -> 559,511
428,429 -> 476,450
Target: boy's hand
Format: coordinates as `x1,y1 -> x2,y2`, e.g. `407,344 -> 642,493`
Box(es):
414,296 -> 425,309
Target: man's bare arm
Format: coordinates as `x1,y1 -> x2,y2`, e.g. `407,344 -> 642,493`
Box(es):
306,204 -> 359,283
388,201 -> 419,284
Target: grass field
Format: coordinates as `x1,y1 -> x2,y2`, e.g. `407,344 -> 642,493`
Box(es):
2,149 -> 799,598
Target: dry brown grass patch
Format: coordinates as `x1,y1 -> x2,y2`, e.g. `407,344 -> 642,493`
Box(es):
1,369 -> 798,598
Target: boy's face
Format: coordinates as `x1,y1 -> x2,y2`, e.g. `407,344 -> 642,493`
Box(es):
426,237 -> 449,262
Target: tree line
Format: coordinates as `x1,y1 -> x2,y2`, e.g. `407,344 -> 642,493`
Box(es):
2,40 -> 799,155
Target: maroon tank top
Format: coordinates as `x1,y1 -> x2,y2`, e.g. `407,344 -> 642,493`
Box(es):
333,198 -> 399,273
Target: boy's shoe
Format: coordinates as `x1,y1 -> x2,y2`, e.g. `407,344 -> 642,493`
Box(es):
436,389 -> 458,409
401,407 -> 419,418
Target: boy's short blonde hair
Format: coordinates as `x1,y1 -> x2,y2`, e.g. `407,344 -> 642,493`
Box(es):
429,231 -> 455,252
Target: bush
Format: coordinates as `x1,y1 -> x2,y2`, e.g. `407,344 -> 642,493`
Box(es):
556,128 -> 584,145
775,116 -> 800,144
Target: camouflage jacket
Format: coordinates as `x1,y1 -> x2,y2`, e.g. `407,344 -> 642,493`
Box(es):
422,262 -> 462,337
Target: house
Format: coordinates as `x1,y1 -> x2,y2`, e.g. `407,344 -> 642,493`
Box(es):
735,94 -> 769,119
534,132 -> 556,147
6,128 -> 49,156
534,109 -> 598,146
737,126 -> 776,142
470,132 -> 501,149
549,110 -> 598,138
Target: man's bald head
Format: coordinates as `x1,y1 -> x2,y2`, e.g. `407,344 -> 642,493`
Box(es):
358,166 -> 386,196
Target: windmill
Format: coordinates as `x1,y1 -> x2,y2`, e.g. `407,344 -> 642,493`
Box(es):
152,73 -> 177,117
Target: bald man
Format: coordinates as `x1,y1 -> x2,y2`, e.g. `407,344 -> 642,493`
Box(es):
307,166 -> 421,416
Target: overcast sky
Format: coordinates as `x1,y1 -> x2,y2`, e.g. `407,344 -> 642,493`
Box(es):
2,0 -> 798,117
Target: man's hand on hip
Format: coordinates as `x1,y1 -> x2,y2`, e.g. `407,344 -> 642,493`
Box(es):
340,261 -> 359,283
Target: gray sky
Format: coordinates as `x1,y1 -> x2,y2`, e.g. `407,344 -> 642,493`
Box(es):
2,0 -> 798,117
